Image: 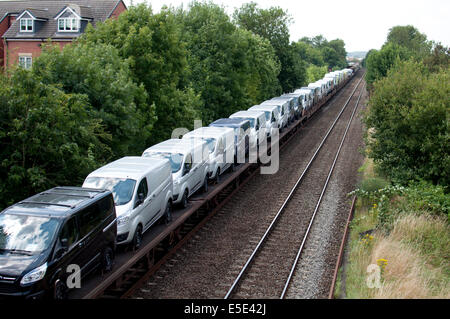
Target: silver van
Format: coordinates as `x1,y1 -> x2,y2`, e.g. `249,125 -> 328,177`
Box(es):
248,104 -> 279,137
182,127 -> 235,182
142,139 -> 209,208
229,110 -> 267,149
83,157 -> 173,249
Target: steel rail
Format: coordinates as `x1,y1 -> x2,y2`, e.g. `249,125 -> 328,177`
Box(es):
281,83 -> 365,299
224,74 -> 365,299
328,195 -> 357,299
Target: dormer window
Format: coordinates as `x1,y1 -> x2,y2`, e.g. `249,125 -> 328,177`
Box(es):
58,17 -> 79,32
55,5 -> 88,33
20,18 -> 33,32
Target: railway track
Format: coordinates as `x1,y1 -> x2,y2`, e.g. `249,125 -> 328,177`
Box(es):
222,75 -> 365,299
130,70 -> 365,299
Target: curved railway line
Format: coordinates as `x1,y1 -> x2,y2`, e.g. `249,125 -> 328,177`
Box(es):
126,70 -> 366,300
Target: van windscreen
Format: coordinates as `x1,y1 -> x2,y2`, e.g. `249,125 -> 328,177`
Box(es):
0,213 -> 59,254
84,177 -> 136,206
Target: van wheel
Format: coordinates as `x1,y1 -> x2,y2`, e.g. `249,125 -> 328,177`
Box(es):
101,246 -> 114,274
132,224 -> 143,251
54,279 -> 68,300
181,189 -> 188,208
164,201 -> 172,224
202,175 -> 209,193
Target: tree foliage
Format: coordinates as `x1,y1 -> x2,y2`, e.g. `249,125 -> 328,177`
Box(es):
0,69 -> 111,208
365,43 -> 413,88
233,2 -> 305,92
81,4 -> 201,144
177,1 -> 281,123
364,60 -> 449,186
386,25 -> 431,57
32,42 -> 150,157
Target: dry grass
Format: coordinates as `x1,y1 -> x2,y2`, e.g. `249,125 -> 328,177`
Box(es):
368,214 -> 449,299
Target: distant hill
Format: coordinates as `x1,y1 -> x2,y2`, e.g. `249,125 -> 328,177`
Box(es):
347,51 -> 367,59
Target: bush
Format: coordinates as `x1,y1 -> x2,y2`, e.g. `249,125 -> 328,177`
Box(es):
364,60 -> 449,187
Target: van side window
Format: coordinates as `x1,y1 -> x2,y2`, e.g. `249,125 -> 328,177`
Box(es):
79,205 -> 101,238
184,153 -> 192,171
98,196 -> 114,221
271,112 -> 276,122
217,138 -> 224,154
244,122 -> 250,133
136,178 -> 149,199
59,217 -> 79,249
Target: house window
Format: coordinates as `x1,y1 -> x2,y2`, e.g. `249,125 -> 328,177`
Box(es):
19,56 -> 32,69
20,18 -> 33,32
58,18 -> 79,32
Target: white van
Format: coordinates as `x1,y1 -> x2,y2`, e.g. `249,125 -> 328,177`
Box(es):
182,127 -> 235,182
142,139 -> 209,209
272,96 -> 299,120
306,84 -> 322,103
294,88 -> 314,111
82,156 -> 173,249
229,110 -> 267,149
248,104 -> 280,137
261,100 -> 290,128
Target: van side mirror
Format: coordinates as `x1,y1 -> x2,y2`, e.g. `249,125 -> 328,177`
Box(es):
55,238 -> 68,260
134,193 -> 144,208
183,166 -> 190,176
61,238 -> 68,249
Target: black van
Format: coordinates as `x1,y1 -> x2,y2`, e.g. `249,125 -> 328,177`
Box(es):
0,187 -> 117,299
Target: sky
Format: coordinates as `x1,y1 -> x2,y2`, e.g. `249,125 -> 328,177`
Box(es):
123,0 -> 450,53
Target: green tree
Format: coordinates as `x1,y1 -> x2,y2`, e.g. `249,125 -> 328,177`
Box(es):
81,4 -> 201,145
364,60 -> 449,186
32,42 -> 150,157
386,25 -> 431,57
233,2 -> 304,92
294,40 -> 325,66
306,65 -> 328,83
233,2 -> 291,50
365,43 -> 412,88
423,42 -> 450,72
0,69 -> 111,209
177,1 -> 281,123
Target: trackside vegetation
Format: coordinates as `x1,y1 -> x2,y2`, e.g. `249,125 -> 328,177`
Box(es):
336,25 -> 450,299
0,2 -> 348,210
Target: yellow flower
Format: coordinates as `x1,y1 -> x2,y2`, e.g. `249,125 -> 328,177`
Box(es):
377,258 -> 388,270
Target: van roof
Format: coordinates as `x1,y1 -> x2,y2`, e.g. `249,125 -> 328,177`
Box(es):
143,139 -> 206,156
261,100 -> 284,106
183,126 -> 233,139
230,110 -> 265,119
249,104 -> 277,112
86,156 -> 170,180
209,118 -> 250,128
272,96 -> 294,100
1,187 -> 111,219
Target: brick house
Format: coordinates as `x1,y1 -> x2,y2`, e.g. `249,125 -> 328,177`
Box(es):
0,0 -> 127,69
